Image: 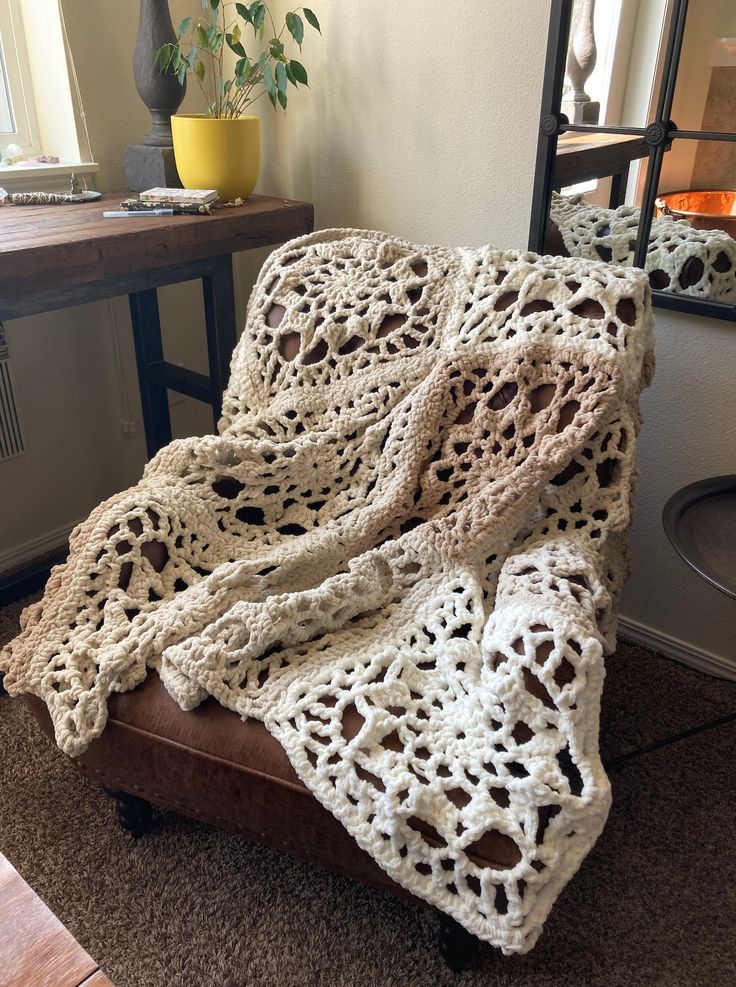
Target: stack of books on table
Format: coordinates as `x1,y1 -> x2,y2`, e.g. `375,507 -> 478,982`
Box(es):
121,188 -> 220,215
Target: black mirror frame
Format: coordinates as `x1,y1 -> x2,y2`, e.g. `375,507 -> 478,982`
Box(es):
529,0 -> 736,323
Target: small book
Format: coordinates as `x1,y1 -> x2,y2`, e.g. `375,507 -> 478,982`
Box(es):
139,187 -> 219,204
121,199 -> 213,215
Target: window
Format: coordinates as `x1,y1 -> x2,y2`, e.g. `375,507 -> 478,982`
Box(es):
0,46 -> 13,133
0,0 -> 97,191
0,0 -> 39,154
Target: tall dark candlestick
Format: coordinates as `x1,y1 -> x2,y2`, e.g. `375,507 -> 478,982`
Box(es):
125,0 -> 186,190
134,0 -> 186,146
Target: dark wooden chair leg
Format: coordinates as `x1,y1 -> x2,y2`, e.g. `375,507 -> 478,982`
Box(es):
438,913 -> 481,972
104,787 -> 154,839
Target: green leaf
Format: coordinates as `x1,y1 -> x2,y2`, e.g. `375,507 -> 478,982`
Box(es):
251,2 -> 266,32
226,33 -> 246,57
277,88 -> 288,110
269,37 -> 285,60
178,16 -> 193,39
262,61 -> 276,97
285,62 -> 296,85
177,62 -> 187,85
210,0 -> 220,9
285,12 -> 304,47
235,3 -> 253,24
154,45 -> 170,71
235,56 -> 250,83
289,59 -> 308,85
275,60 -> 288,94
196,24 -> 209,49
206,26 -> 223,53
303,8 -> 321,33
195,59 -> 206,82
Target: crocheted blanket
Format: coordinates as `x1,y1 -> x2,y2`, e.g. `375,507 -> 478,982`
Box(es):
551,191 -> 736,301
2,230 -> 654,954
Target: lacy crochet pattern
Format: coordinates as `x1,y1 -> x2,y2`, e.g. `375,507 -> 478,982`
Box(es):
2,230 -> 654,954
551,191 -> 736,301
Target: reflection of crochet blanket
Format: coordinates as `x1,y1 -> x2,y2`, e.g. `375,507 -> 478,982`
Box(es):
551,191 -> 736,301
1,230 -> 654,954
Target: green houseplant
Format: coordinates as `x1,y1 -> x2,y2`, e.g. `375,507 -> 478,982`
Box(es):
157,0 -> 320,200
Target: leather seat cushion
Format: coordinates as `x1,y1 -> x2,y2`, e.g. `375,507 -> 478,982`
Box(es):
25,672 -> 518,894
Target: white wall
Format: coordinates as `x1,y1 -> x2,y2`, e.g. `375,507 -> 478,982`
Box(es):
620,309 -> 736,672
2,0 -> 734,676
258,0 -> 547,249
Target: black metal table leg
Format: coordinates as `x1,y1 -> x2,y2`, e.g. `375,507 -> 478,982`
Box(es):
609,166 -> 629,208
128,288 -> 172,457
202,254 -> 237,428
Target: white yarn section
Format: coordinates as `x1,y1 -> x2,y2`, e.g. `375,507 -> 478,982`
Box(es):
1,230 -> 654,954
551,191 -> 736,301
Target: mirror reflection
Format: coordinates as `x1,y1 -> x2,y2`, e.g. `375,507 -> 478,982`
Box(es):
546,146 -> 647,268
655,0 -> 736,303
654,144 -> 736,301
540,0 -> 736,308
561,0 -> 669,129
671,0 -> 736,134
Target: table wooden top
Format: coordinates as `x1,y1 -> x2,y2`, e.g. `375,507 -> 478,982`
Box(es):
0,191 -> 314,299
0,853 -> 113,987
555,132 -> 650,185
556,132 -> 647,154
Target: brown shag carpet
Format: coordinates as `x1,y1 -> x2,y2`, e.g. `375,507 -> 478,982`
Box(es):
1,595 -> 735,987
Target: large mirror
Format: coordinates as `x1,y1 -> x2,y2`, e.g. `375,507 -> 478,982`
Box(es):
530,0 -> 736,320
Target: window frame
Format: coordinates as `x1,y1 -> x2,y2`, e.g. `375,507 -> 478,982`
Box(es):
0,0 -> 40,154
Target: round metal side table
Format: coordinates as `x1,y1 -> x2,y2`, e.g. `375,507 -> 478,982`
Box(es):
662,475 -> 736,601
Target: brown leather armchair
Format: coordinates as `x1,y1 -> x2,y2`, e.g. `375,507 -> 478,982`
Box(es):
26,672 -> 513,970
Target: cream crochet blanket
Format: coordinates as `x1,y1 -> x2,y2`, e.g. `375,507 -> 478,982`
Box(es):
2,229 -> 654,954
551,191 -> 736,301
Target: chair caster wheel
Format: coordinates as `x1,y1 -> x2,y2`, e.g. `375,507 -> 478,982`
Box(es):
438,913 -> 481,972
104,787 -> 154,839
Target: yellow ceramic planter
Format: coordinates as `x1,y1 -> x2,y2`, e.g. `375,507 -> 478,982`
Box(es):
171,114 -> 261,202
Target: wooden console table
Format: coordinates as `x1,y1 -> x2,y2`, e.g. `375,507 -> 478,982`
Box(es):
0,191 -> 314,454
555,133 -> 650,207
0,853 -> 113,986
0,191 -> 314,604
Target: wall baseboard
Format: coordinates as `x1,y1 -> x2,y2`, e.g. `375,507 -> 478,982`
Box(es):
0,520 -> 78,575
618,615 -> 736,682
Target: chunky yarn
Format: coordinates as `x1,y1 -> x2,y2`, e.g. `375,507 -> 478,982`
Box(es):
551,190 -> 736,301
1,229 -> 654,954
